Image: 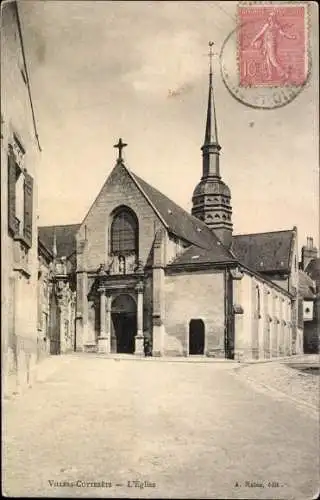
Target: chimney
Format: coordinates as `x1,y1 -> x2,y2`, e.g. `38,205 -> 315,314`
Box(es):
301,236 -> 318,270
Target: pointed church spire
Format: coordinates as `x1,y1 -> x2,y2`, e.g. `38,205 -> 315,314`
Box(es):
191,42 -> 233,248
201,42 -> 221,178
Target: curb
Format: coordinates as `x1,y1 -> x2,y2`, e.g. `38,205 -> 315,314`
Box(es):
241,354 -> 320,366
76,353 -> 239,364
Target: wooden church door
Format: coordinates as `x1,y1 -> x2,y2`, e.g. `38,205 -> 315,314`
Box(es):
189,319 -> 205,355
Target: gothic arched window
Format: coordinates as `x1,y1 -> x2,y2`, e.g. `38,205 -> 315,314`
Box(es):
111,208 -> 138,256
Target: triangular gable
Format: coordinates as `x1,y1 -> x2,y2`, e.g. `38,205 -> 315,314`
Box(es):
78,160 -> 225,250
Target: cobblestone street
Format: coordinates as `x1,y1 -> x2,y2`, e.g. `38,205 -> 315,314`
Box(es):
3,354 -> 319,499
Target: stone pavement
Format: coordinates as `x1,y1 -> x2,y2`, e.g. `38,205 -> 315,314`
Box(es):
235,354 -> 319,415
3,354 -> 319,499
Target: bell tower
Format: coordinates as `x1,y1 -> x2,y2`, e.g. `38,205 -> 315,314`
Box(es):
192,42 -> 233,248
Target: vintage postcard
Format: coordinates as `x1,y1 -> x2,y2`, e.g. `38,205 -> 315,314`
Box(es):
2,1 -> 319,499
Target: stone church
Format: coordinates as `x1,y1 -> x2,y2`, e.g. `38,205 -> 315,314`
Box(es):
39,65 -> 301,361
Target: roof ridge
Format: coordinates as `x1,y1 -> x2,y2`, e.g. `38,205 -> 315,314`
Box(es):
125,168 -> 169,230
233,229 -> 294,238
128,171 -> 236,257
129,170 -> 215,235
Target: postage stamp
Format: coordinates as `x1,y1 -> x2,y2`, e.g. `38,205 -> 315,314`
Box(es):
220,2 -> 310,109
238,4 -> 307,87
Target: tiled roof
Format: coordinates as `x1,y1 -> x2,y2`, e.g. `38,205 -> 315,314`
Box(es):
232,230 -> 294,273
168,241 -> 236,267
299,270 -> 316,299
129,170 -> 218,249
38,224 -> 80,258
306,258 -> 320,283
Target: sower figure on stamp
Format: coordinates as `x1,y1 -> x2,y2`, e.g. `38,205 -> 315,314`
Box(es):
251,11 -> 296,81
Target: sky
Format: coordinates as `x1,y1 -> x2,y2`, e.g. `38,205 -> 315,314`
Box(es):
19,0 -> 319,251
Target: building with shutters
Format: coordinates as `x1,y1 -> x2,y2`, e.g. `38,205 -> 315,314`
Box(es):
1,1 -> 41,395
39,48 -> 303,361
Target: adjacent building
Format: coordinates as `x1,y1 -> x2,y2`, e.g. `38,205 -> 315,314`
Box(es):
1,1 -> 42,395
299,237 -> 320,353
38,226 -> 78,356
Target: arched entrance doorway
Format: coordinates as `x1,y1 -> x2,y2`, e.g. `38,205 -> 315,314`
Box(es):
111,294 -> 137,354
189,319 -> 205,355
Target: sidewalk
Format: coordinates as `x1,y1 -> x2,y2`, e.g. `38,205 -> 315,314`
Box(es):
235,355 -> 319,418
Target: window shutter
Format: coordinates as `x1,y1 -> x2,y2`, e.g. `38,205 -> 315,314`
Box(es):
8,151 -> 16,235
23,172 -> 33,247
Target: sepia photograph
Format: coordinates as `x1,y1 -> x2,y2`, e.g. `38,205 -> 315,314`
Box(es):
1,1 -> 319,498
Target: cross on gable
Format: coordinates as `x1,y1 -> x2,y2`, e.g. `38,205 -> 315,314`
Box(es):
113,138 -> 127,162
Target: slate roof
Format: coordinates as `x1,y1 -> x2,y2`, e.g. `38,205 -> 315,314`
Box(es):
306,258 -> 320,283
232,230 -> 294,273
299,270 -> 316,299
168,242 -> 236,267
38,224 -> 80,258
38,237 -> 53,262
129,170 -> 219,250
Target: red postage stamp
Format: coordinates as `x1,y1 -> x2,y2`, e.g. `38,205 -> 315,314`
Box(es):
238,4 -> 308,87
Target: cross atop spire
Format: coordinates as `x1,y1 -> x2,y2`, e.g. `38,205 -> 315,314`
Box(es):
114,138 -> 127,162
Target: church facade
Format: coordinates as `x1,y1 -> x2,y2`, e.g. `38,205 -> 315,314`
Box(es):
39,63 -> 302,361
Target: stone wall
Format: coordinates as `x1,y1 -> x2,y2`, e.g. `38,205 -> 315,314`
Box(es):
163,270 -> 225,356
233,271 -> 293,361
77,164 -> 165,272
